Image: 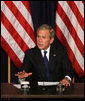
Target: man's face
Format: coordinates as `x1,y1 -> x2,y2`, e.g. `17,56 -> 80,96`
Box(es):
37,29 -> 54,50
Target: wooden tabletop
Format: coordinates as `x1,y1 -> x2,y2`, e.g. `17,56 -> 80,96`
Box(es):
1,83 -> 84,98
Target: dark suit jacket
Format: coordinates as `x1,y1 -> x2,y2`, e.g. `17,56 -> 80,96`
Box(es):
20,42 -> 74,84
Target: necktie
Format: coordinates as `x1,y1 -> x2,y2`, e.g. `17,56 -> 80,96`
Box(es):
43,51 -> 50,81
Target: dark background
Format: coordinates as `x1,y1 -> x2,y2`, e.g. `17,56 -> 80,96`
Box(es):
1,1 -> 84,83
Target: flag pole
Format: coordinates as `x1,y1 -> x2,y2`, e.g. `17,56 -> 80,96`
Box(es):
8,56 -> 11,83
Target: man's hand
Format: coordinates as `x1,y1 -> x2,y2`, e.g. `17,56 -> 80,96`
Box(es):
15,70 -> 32,79
60,77 -> 71,87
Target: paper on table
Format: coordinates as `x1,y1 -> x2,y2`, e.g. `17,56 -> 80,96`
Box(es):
13,84 -> 21,89
13,81 -> 59,88
13,81 -> 29,89
38,82 -> 59,86
20,81 -> 29,85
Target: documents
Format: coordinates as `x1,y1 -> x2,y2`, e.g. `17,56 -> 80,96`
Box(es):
38,82 -> 59,86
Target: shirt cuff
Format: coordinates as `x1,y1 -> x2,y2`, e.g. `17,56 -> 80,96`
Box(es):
65,76 -> 71,82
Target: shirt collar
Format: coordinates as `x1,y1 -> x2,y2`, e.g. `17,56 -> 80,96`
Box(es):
40,46 -> 50,61
41,46 -> 50,53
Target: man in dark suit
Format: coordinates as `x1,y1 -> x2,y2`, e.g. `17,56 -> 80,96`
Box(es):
15,24 -> 74,87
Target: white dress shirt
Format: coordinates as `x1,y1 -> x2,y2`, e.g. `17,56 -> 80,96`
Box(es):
41,46 -> 50,61
40,46 -> 71,82
19,46 -> 71,82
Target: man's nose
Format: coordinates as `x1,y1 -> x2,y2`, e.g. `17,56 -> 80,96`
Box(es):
39,38 -> 42,42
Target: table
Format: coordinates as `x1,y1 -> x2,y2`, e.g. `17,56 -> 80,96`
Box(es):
1,83 -> 84,99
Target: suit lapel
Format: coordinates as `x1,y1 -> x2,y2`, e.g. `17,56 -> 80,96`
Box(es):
49,44 -> 57,72
35,47 -> 47,79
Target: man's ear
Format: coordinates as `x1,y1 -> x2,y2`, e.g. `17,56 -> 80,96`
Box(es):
50,37 -> 54,44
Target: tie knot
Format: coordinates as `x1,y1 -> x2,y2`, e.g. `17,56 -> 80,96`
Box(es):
44,51 -> 47,55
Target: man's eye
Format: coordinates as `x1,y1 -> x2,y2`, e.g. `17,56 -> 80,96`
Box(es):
42,36 -> 46,39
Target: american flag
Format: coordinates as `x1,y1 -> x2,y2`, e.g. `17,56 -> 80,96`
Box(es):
1,1 -> 36,69
1,1 -> 84,77
55,1 -> 84,77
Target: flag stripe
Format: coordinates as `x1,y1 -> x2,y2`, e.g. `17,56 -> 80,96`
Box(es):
74,1 -> 84,18
1,23 -> 24,63
21,1 -> 31,16
13,1 -> 34,30
1,11 -> 29,53
82,1 -> 84,4
1,1 -> 35,49
1,36 -> 22,69
4,1 -> 36,44
57,2 -> 84,57
1,1 -> 36,69
55,1 -> 84,77
55,14 -> 84,71
67,1 -> 84,30
55,24 -> 84,77
58,1 -> 84,44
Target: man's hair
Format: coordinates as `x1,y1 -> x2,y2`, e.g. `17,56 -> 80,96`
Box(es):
37,24 -> 55,39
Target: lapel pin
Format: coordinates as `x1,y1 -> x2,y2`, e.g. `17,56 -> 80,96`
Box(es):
53,54 -> 56,57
